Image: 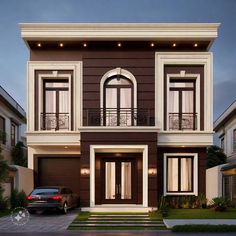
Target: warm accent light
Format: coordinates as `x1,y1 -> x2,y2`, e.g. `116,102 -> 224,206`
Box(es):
150,43 -> 155,47
172,43 -> 177,47
59,43 -> 64,47
148,168 -> 157,176
64,146 -> 68,149
194,43 -> 198,47
37,43 -> 42,47
83,43 -> 87,47
117,42 -> 122,47
81,168 -> 90,175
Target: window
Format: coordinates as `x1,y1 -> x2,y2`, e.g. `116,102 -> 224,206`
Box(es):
221,137 -> 225,151
11,122 -> 17,146
164,153 -> 198,195
0,116 -> 6,144
41,79 -> 69,130
167,156 -> 193,192
233,129 -> 236,152
103,76 -> 133,126
168,79 -> 196,130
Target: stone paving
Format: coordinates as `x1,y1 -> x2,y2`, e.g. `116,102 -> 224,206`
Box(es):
0,209 -> 79,232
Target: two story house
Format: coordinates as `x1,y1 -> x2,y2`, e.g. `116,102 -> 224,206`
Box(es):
0,85 -> 28,196
20,23 -> 219,212
214,100 -> 236,203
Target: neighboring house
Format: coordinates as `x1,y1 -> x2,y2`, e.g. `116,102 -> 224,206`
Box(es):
214,100 -> 236,203
0,85 -> 32,197
20,23 -> 219,212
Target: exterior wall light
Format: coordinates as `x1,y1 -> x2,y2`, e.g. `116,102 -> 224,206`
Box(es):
81,168 -> 90,175
148,168 -> 157,176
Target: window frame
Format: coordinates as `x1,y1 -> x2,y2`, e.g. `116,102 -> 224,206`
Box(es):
166,73 -> 200,131
233,129 -> 236,153
163,153 -> 198,196
38,74 -> 72,131
11,122 -> 17,146
0,116 -> 6,144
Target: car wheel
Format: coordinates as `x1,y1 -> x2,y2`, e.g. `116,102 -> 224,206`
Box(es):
62,202 -> 68,214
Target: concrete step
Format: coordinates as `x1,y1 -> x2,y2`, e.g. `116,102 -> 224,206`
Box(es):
89,217 -> 150,220
70,223 -> 165,227
90,214 -> 149,217
74,220 -> 164,224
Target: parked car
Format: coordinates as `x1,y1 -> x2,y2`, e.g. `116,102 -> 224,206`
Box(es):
26,186 -> 79,214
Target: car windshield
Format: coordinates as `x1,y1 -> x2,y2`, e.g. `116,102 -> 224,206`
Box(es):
31,188 -> 59,195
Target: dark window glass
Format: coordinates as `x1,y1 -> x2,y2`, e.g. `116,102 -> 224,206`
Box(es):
31,188 -> 59,195
233,129 -> 236,152
0,116 -> 6,144
11,122 -> 17,146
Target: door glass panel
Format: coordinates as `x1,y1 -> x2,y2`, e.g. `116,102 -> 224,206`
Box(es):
105,162 -> 116,199
167,158 -> 178,191
121,162 -> 132,199
120,88 -> 132,126
105,88 -> 117,126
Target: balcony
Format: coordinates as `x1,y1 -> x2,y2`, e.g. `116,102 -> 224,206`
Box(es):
169,113 -> 197,130
41,113 -> 69,130
84,108 -> 153,126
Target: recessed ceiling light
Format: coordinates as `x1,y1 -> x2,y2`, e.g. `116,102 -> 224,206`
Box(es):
59,43 -> 64,47
172,43 -> 177,47
117,42 -> 122,47
37,43 -> 42,47
83,43 -> 87,47
150,43 -> 155,47
64,146 -> 68,149
194,43 -> 198,47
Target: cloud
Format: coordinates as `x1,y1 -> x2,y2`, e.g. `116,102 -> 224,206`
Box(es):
214,80 -> 236,119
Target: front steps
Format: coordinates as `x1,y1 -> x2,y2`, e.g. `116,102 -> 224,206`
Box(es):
69,213 -> 166,230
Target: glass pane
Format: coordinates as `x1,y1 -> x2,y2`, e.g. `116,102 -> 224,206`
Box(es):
105,162 -> 116,199
59,90 -> 69,113
167,158 -> 178,191
170,81 -> 194,88
105,88 -> 117,126
182,91 -> 194,113
107,77 -> 131,85
180,158 -> 192,191
45,82 -> 68,88
120,88 -> 132,126
45,91 -> 56,113
121,162 -> 132,199
169,91 -> 179,113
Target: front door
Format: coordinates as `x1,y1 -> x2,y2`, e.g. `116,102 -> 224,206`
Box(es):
101,158 -> 136,204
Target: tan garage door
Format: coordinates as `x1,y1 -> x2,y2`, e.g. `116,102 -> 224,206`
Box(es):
38,157 -> 80,195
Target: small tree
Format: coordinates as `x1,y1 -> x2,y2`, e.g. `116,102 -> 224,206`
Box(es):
207,145 -> 227,169
11,141 -> 27,167
0,131 -> 9,209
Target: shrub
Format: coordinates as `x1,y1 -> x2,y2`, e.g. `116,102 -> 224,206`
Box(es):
210,197 -> 232,211
158,196 -> 169,217
172,224 -> 236,232
10,189 -> 27,209
11,141 -> 27,167
0,195 -> 9,210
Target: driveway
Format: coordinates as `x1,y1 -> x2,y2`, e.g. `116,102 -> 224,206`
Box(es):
0,208 -> 79,232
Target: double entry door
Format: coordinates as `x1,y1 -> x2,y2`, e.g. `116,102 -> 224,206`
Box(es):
102,158 -> 136,204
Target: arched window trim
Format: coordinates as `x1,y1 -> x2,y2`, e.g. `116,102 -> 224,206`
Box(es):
100,68 -> 137,109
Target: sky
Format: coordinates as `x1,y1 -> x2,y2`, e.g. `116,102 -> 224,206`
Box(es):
0,0 -> 235,120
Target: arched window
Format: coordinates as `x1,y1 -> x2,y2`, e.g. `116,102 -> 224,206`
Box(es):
100,68 -> 137,126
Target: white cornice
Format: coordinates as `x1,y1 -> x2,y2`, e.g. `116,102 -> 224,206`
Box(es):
19,23 -> 220,41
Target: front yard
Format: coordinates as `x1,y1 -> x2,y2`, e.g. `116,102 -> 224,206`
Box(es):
164,208 -> 236,219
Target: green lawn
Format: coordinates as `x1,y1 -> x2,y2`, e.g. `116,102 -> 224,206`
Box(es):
165,208 -> 236,219
0,209 -> 11,218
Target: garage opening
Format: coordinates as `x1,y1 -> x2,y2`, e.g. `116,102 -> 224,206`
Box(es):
38,157 -> 80,195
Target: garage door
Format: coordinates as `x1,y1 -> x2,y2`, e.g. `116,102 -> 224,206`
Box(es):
38,157 -> 80,195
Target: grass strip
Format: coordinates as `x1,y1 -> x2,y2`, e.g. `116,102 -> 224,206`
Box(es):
172,224 -> 236,232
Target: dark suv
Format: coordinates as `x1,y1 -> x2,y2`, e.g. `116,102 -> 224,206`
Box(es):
26,186 -> 79,214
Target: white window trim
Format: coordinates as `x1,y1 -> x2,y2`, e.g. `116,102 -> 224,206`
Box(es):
27,61 -> 82,132
90,145 -> 148,208
155,52 -> 213,132
163,153 -> 198,196
38,73 -> 72,131
100,68 -> 137,109
166,73 -> 200,131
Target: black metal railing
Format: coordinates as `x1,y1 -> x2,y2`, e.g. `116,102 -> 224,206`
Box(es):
85,108 -> 152,126
169,113 -> 197,130
41,113 -> 69,130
